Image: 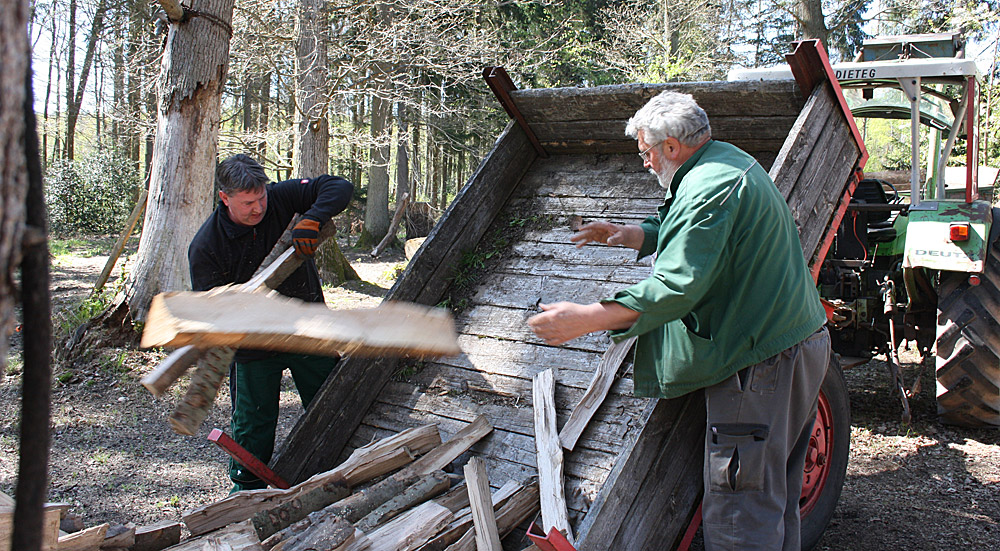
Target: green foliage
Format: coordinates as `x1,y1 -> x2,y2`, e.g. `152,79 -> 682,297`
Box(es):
45,149 -> 142,235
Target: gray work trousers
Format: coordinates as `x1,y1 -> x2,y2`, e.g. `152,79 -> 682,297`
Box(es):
702,327 -> 831,551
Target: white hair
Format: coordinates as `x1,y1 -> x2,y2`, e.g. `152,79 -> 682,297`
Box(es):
625,90 -> 711,147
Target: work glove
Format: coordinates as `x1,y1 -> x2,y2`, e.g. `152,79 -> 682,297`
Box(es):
292,216 -> 322,257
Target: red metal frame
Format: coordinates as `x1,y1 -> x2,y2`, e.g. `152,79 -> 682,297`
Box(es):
483,66 -> 549,158
966,76 -> 978,204
208,428 -> 290,489
784,40 -> 870,282
526,523 -> 577,551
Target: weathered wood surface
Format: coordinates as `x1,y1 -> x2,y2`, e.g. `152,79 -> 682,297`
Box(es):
560,337 -> 636,451
272,123 -> 538,483
142,291 -> 461,358
273,72 -> 860,550
509,80 -> 805,122
0,505 -> 61,551
439,481 -> 540,551
183,424 -> 441,536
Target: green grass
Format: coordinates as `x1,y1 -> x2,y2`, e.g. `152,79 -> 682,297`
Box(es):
4,351 -> 23,376
49,237 -> 108,258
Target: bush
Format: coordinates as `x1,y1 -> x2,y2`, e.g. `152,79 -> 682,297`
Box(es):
45,150 -> 142,235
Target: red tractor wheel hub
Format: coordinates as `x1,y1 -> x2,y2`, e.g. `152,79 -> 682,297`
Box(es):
801,389 -> 834,515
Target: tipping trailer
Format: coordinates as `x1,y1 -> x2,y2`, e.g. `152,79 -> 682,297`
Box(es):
272,41 -> 868,549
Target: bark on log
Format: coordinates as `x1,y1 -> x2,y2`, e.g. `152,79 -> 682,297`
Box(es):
251,481 -> 350,540
140,345 -> 204,397
354,471 -> 450,533
184,424 -> 440,536
280,516 -> 353,551
167,346 -> 235,436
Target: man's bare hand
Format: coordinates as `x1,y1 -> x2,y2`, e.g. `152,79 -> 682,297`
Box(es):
527,301 -> 640,346
570,221 -> 644,250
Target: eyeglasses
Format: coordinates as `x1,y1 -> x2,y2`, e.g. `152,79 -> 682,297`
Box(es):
639,141 -> 662,163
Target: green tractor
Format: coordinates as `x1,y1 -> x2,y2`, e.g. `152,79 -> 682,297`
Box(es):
731,31 -> 997,548
823,31 -> 998,428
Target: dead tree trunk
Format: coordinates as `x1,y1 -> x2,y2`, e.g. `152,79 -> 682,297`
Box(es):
107,0 -> 235,324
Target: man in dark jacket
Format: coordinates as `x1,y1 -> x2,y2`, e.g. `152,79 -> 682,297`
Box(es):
188,154 -> 353,492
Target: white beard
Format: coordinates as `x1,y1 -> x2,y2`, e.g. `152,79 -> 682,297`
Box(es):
652,160 -> 680,190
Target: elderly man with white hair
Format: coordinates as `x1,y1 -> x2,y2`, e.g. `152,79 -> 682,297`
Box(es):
528,90 -> 830,550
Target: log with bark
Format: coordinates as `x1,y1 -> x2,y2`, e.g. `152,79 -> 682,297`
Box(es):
184,424 -> 441,536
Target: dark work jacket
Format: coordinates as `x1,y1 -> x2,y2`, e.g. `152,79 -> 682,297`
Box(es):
188,175 -> 354,361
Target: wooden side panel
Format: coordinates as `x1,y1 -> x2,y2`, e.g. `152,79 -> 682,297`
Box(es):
271,123 -> 537,483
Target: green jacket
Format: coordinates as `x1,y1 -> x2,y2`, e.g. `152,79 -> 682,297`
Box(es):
607,140 -> 826,399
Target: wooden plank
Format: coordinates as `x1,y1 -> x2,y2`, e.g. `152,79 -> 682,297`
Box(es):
354,405 -> 614,514
528,116 -> 798,145
463,458 -> 502,551
769,84 -> 837,200
535,138 -> 789,159
510,80 -> 804,122
133,520 -> 182,551
183,424 -> 441,536
560,337 -> 636,451
575,394 -> 703,550
101,523 -> 135,548
532,369 -> 573,543
0,505 -> 61,551
55,523 -> 108,551
356,501 -> 453,551
163,520 -> 262,551
796,128 -> 861,262
142,291 -> 461,358
273,123 -> 538,484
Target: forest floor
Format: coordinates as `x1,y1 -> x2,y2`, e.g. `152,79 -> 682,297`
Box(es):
1,234 -> 998,550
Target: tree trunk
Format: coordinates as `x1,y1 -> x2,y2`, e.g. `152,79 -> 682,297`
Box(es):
794,0 -> 829,46
396,103 -> 410,203
113,0 -> 235,323
64,0 -> 75,160
65,0 -> 109,161
362,91 -> 391,247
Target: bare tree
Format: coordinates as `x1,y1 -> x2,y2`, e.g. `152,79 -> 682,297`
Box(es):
107,0 -> 236,323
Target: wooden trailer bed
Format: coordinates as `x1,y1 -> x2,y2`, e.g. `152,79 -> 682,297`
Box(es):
272,42 -> 865,549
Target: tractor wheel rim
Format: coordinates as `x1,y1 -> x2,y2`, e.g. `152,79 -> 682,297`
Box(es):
801,388 -> 834,516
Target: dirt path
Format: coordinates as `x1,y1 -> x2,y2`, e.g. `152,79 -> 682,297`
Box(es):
1,238 -> 998,548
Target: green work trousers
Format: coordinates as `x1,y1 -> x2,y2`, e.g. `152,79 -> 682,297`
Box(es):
228,352 -> 337,491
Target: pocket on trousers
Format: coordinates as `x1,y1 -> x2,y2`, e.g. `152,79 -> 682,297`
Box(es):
749,355 -> 780,393
708,423 -> 769,493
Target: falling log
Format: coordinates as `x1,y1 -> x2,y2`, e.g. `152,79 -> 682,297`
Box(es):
140,216 -> 337,414
55,523 -> 108,551
184,424 -> 441,536
355,471 -> 451,533
559,336 -> 635,451
142,291 -> 461,359
532,369 -> 572,543
463,458 -> 502,551
168,346 -> 235,436
133,520 -> 181,551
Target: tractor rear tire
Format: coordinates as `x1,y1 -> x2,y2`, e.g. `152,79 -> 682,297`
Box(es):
800,357 -> 851,551
935,268 -> 1000,427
